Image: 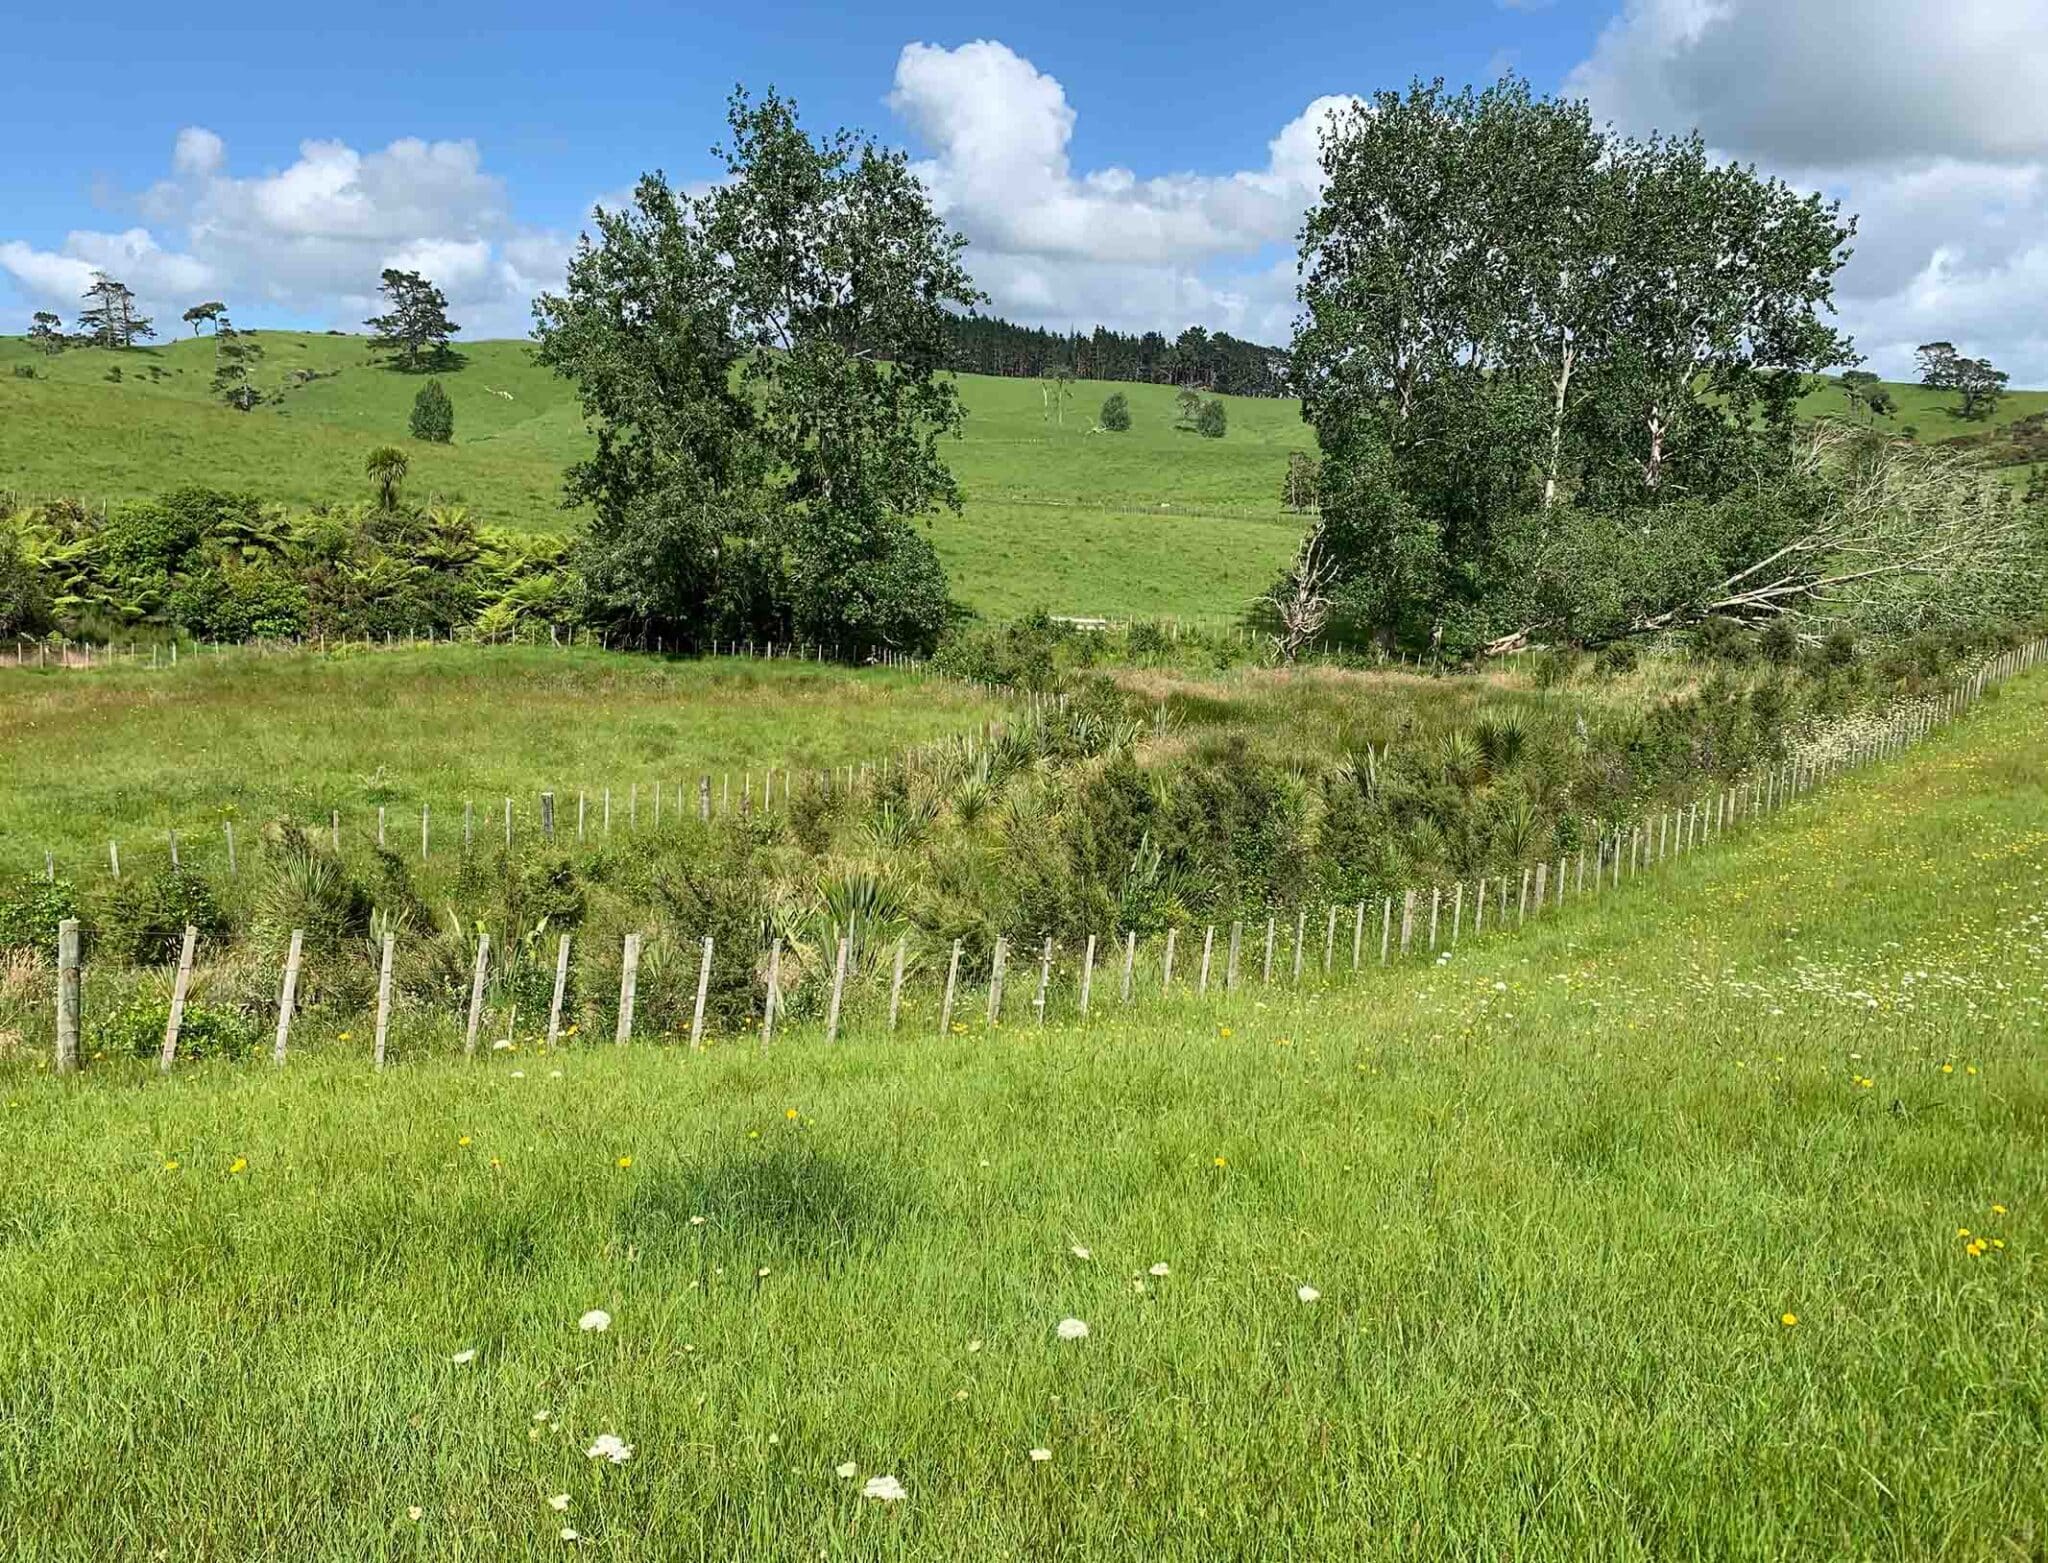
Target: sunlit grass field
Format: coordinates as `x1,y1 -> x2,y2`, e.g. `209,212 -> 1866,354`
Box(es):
1,673 -> 2042,1558
0,645 -> 1005,874
0,334 -> 1310,618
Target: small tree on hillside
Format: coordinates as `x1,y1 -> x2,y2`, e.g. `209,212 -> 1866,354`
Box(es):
365,269 -> 461,371
182,301 -> 226,336
76,272 -> 154,349
1281,449 -> 1321,511
366,446 -> 410,510
1916,341 -> 2009,420
211,315 -> 264,410
409,379 -> 454,442
28,311 -> 64,353
1099,391 -> 1131,432
1196,397 -> 1227,439
1174,385 -> 1203,427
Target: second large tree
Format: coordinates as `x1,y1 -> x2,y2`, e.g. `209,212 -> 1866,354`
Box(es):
534,90 -> 981,654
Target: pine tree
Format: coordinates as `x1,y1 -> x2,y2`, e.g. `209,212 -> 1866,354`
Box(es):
211,316 -> 264,411
409,379 -> 455,442
76,272 -> 154,349
28,312 -> 65,354
365,269 -> 461,370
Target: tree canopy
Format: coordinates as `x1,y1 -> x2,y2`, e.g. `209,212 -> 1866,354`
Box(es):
1293,76 -> 1878,655
365,270 -> 461,371
534,88 -> 981,654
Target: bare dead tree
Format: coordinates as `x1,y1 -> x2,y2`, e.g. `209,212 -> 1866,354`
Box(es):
1268,522 -> 1338,663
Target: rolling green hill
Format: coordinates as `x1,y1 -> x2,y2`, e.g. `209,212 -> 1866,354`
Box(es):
0,333 -> 1308,619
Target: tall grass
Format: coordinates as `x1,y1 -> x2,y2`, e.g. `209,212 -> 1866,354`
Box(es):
0,673 -> 2042,1558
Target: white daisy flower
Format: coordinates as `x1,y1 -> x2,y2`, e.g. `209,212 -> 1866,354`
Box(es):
579,1309 -> 612,1332
559,1527 -> 580,1542
835,1461 -> 858,1479
547,1495 -> 570,1512
1149,1262 -> 1170,1277
1297,1285 -> 1321,1304
1029,1447 -> 1052,1462
1056,1317 -> 1090,1341
860,1475 -> 907,1502
586,1433 -> 633,1463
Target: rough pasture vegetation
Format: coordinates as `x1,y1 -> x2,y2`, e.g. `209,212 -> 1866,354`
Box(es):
0,332 -> 1307,619
0,645 -> 1005,872
1,674 -> 2043,1558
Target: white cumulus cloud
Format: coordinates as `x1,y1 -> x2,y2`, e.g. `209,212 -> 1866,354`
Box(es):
1568,0 -> 2048,383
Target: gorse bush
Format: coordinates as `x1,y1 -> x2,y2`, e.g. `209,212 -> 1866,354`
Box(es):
0,875 -> 76,954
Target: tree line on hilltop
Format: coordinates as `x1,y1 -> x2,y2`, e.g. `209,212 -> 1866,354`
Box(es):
942,317 -> 1289,397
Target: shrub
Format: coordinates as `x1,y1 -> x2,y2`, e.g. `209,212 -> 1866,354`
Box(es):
97,867 -> 230,966
1689,617 -> 1754,665
1195,399 -> 1227,439
1758,619 -> 1799,665
1594,641 -> 1639,677
1099,392 -> 1130,432
0,875 -> 77,954
103,990 -> 262,1062
0,532 -> 53,637
409,379 -> 455,443
1532,647 -> 1580,689
248,830 -> 373,958
1819,627 -> 1858,669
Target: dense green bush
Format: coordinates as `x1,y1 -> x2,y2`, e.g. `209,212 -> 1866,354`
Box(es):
409,379 -> 455,443
0,875 -> 77,954
1099,392 -> 1130,432
95,867 -> 230,966
103,991 -> 263,1062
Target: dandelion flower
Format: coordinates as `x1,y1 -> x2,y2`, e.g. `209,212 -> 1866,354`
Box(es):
1029,1448 -> 1052,1462
615,1156 -> 632,1169
1056,1318 -> 1090,1341
786,1108 -> 800,1120
1297,1285 -> 1321,1304
1070,1246 -> 1092,1261
458,1136 -> 472,1147
586,1433 -> 633,1464
548,1494 -> 570,1511
1149,1262 -> 1170,1277
579,1309 -> 612,1333
1212,1156 -> 1228,1169
860,1475 -> 907,1502
1780,1313 -> 1798,1328
1993,1204 -> 2008,1215
338,1031 -> 351,1042
163,1160 -> 179,1171
836,1461 -> 858,1479
450,1348 -> 477,1364
228,1157 -> 248,1175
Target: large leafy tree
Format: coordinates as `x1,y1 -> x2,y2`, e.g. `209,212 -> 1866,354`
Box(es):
1294,77 -> 1857,654
365,269 -> 461,370
1915,341 -> 2008,421
534,88 -> 981,652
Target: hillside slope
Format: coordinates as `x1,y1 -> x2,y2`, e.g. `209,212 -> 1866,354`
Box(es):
0,334 -> 1308,618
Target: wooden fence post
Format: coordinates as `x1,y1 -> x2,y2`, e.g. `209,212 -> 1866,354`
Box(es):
225,822 -> 237,876
1291,907 -> 1307,982
888,937 -> 907,1033
1034,937 -> 1053,1024
758,938 -> 782,1048
158,924 -> 199,1074
1323,905 -> 1337,972
1533,862 -> 1547,917
464,933 -> 490,1057
1227,921 -> 1243,990
1162,927 -> 1178,991
541,792 -> 556,839
272,929 -> 303,1065
1351,901 -> 1365,970
827,937 -> 850,1042
421,805 -> 430,861
109,840 -> 120,878
373,933 -> 396,1070
376,806 -> 386,850
1080,934 -> 1096,1019
1121,930 -> 1136,1004
986,937 -> 1008,1026
1380,897 -> 1392,963
1199,926 -> 1215,995
1451,882 -> 1464,944
1428,888 -> 1441,951
940,939 -> 962,1035
55,919 -> 80,1075
1262,917 -> 1276,984
547,933 -> 571,1047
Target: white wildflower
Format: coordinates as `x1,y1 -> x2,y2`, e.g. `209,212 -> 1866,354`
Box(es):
547,1494 -> 570,1511
450,1348 -> 477,1364
579,1309 -> 612,1332
1069,1245 -> 1092,1261
860,1475 -> 907,1502
1029,1447 -> 1052,1462
1297,1285 -> 1321,1304
586,1433 -> 633,1463
1056,1317 -> 1090,1341
1149,1262 -> 1170,1277
835,1461 -> 858,1479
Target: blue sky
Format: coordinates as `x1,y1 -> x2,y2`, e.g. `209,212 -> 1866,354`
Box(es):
5,0 -> 2047,379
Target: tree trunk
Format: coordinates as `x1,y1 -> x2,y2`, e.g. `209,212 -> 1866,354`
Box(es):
1543,341 -> 1576,509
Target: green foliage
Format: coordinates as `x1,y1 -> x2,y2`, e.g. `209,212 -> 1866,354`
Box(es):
102,990 -> 262,1062
248,831 -> 373,960
1296,75 -> 1853,653
409,380 -> 454,443
1098,392 -> 1130,433
365,447 -> 408,510
96,866 -> 229,966
1916,341 -> 2008,421
0,875 -> 76,953
0,529 -> 53,636
535,88 -> 981,655
364,270 -> 460,371
1594,640 -> 1639,677
1195,399 -> 1227,439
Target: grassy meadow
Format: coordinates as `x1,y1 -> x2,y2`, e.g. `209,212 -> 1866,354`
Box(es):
0,333 -> 1310,618
0,645 -> 1006,874
0,669 -> 2043,1558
